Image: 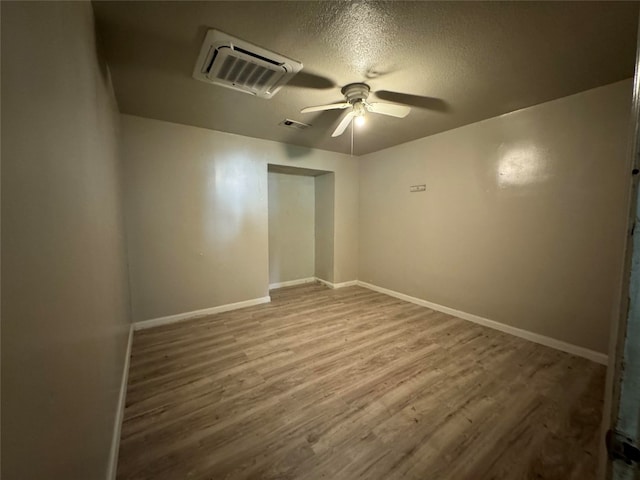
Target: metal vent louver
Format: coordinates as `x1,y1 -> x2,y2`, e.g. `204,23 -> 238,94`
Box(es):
193,30 -> 303,99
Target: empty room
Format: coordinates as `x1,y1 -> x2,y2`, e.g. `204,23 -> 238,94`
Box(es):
4,1 -> 640,479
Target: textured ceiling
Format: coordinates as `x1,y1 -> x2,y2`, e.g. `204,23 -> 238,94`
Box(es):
93,1 -> 638,156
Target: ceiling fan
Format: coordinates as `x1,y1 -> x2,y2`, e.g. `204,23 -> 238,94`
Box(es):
300,83 -> 412,137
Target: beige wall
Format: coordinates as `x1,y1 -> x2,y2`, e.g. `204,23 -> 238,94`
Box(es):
122,114 -> 358,321
315,173 -> 335,283
359,80 -> 632,354
1,2 -> 131,479
268,172 -> 315,285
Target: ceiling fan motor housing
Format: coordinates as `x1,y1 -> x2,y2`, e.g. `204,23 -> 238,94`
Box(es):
341,83 -> 370,104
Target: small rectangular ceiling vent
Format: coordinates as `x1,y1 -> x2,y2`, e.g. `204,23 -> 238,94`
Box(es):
279,119 -> 311,130
193,29 -> 303,99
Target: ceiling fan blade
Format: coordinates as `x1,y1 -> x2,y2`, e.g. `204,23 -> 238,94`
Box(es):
301,103 -> 350,114
286,71 -> 336,89
366,102 -> 411,118
374,90 -> 451,112
332,111 -> 355,137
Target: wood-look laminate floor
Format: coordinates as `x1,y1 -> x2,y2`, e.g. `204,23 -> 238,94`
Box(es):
117,283 -> 605,480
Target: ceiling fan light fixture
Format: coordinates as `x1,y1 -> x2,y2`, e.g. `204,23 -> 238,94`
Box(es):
353,100 -> 366,127
352,100 -> 366,116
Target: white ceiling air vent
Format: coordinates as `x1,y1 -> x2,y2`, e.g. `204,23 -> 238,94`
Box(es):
193,29 -> 303,99
279,119 -> 310,130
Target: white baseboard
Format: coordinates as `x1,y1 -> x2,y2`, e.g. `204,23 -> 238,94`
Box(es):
269,277 -> 316,289
316,278 -> 359,289
133,296 -> 271,331
107,325 -> 133,480
357,281 -> 608,365
268,277 -> 359,290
